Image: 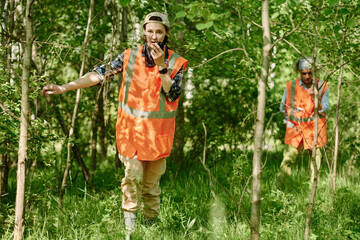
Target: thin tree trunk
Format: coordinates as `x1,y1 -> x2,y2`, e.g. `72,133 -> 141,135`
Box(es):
98,89 -> 106,160
115,4 -> 127,168
250,1 -> 271,239
90,86 -> 105,170
0,0 -> 8,58
1,1 -> 13,202
332,31 -> 345,193
45,95 -> 92,185
13,0 -> 33,238
91,1 -> 108,167
120,6 -> 128,44
6,0 -> 14,78
173,0 -> 186,166
0,153 -> 9,203
304,7 -> 320,240
90,89 -> 99,171
59,0 -> 94,208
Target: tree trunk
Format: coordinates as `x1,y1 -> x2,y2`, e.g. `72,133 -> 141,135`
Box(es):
250,1 -> 271,239
90,88 -> 99,171
91,3 -> 108,167
98,89 -> 106,160
6,0 -> 14,77
0,0 -> 8,58
13,0 -> 33,238
0,153 -> 9,203
332,31 -> 345,193
59,0 -> 94,208
173,0 -> 186,166
304,7 -> 320,240
90,86 -> 105,171
114,4 -> 128,168
45,96 -> 92,186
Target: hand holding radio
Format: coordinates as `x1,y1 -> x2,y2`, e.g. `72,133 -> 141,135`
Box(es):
150,42 -> 166,69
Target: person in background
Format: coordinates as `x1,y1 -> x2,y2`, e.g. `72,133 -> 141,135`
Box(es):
276,57 -> 329,189
42,12 -> 188,236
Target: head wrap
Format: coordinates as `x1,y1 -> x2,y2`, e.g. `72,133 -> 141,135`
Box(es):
298,57 -> 313,71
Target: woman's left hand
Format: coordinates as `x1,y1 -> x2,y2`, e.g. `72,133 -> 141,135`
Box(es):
150,43 -> 166,68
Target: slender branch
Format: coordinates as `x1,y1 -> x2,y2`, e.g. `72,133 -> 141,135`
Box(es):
270,14 -> 308,50
35,40 -> 103,63
200,122 -> 251,224
0,102 -> 20,121
237,175 -> 252,216
236,8 -> 261,81
241,15 -> 313,59
324,56 -> 360,82
240,101 -> 282,128
192,48 -> 244,69
346,65 -> 360,79
0,29 -> 23,43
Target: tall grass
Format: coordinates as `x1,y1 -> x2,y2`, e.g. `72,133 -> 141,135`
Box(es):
0,150 -> 359,239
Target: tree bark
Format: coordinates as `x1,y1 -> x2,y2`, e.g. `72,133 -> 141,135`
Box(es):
45,95 -> 92,186
91,2 -> 109,169
115,4 -> 128,168
90,86 -> 105,170
250,1 -> 271,239
332,31 -> 345,193
173,0 -> 186,166
13,0 -> 33,238
0,0 -> 8,57
90,88 -> 100,171
120,6 -> 128,44
304,6 -> 320,240
0,153 -> 9,203
98,89 -> 106,160
59,0 -> 94,208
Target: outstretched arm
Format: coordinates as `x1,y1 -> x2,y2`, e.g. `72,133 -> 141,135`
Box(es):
42,72 -> 101,96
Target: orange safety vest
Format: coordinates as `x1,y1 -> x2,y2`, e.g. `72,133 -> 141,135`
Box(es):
284,78 -> 328,150
116,45 -> 188,161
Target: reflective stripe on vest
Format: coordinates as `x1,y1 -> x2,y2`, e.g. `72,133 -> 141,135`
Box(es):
118,48 -> 181,119
123,47 -> 138,105
288,79 -> 325,122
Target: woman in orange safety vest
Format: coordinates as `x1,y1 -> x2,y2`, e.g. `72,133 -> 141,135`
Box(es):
42,12 -> 188,236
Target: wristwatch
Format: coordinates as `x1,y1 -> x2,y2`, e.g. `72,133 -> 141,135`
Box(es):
159,67 -> 168,74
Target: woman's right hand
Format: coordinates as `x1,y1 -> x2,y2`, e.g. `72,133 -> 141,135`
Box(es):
42,84 -> 66,96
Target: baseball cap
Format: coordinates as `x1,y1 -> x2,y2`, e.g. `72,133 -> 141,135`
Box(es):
143,12 -> 170,28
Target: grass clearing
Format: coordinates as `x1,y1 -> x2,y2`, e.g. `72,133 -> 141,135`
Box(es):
1,151 -> 359,239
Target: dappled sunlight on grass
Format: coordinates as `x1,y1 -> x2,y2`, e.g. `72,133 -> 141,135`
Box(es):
0,150 -> 359,239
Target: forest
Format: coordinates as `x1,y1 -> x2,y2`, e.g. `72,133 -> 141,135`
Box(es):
1,0 -> 360,239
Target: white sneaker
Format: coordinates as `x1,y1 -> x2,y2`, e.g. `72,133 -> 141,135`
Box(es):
124,211 -> 137,235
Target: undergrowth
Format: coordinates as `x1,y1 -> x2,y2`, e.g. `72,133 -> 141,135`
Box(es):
0,151 -> 359,239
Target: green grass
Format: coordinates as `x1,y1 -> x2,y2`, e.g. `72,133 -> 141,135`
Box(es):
1,151 -> 359,239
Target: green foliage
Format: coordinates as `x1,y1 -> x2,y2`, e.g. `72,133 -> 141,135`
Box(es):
1,0 -> 360,239
119,0 -> 131,6
2,149 -> 360,239
0,49 -> 20,156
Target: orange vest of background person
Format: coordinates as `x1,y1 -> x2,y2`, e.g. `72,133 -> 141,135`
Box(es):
284,78 -> 328,150
116,45 -> 188,161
